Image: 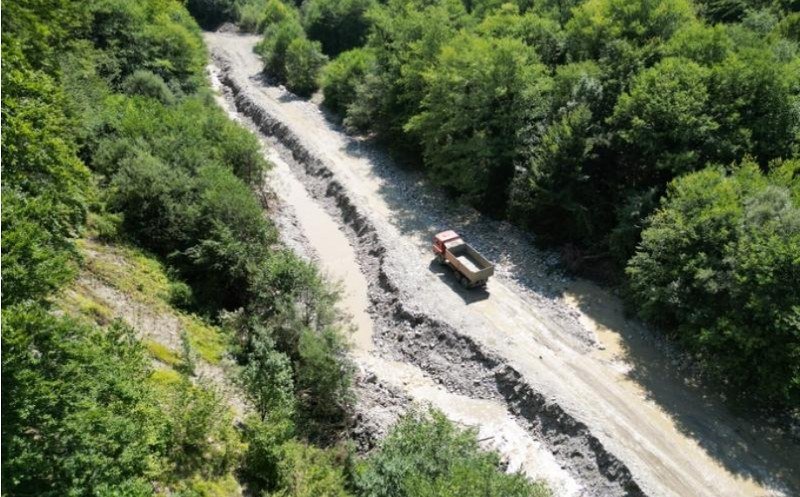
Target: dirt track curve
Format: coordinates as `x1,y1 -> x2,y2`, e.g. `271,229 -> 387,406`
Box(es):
204,31 -> 798,497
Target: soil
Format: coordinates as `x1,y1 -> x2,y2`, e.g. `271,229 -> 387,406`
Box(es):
204,31 -> 799,497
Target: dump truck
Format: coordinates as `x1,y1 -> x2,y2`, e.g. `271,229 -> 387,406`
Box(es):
432,230 -> 495,288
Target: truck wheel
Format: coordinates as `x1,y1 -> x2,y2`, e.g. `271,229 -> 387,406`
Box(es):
436,254 -> 445,265
459,275 -> 469,288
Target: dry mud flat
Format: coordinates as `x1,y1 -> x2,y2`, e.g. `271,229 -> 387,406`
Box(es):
204,31 -> 798,497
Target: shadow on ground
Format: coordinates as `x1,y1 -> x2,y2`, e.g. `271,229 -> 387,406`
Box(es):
427,260 -> 491,305
565,280 -> 799,493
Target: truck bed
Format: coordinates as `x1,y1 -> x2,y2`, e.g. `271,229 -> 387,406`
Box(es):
456,253 -> 482,273
444,240 -> 494,283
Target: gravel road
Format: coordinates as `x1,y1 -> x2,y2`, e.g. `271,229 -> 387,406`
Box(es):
204,31 -> 798,497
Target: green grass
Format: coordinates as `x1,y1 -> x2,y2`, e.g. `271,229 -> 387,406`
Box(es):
145,340 -> 183,366
170,474 -> 240,497
180,314 -> 226,364
78,238 -> 172,308
61,288 -> 114,325
150,368 -> 183,388
75,238 -> 230,365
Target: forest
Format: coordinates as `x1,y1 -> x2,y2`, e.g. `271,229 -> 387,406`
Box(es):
2,0 -> 549,496
187,0 -> 800,410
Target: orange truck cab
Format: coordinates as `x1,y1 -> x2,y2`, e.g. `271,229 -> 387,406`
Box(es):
432,230 -> 462,258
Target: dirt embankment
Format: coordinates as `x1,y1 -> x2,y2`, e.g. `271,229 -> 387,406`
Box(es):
204,31 -> 798,497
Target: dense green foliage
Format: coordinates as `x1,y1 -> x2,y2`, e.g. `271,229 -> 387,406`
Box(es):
627,160 -> 800,405
320,48 -> 375,116
253,6 -> 329,95
246,0 -> 800,407
285,36 -> 330,96
3,308 -> 161,495
2,306 -> 240,496
2,1 -> 91,305
405,34 -> 549,214
355,410 -> 550,497
301,0 -> 375,56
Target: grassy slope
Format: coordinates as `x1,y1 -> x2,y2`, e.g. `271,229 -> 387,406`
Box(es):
61,239 -> 227,365
59,238 -> 243,496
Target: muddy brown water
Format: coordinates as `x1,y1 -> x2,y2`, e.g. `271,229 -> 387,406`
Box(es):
205,31 -> 798,497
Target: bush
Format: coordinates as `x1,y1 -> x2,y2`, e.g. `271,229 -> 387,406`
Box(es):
356,409 -> 549,497
294,327 -> 353,436
2,308 -> 164,496
168,280 -> 195,309
163,379 -> 242,477
285,37 -> 328,96
321,48 -> 374,115
240,415 -> 295,492
87,0 -> 206,90
110,150 -> 198,254
241,251 -> 353,439
122,70 -> 175,104
1,192 -> 80,305
627,160 -> 800,407
256,19 -> 305,82
240,334 -> 296,421
271,440 -> 351,497
302,0 -> 374,57
260,0 -> 301,29
186,0 -> 236,29
240,414 -> 350,496
237,1 -> 266,32
2,52 -> 90,305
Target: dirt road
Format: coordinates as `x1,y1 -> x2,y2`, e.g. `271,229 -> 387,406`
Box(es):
205,31 -> 798,497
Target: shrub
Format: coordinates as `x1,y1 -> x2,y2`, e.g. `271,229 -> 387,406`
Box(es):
168,280 -> 195,309
285,37 -> 328,96
240,335 -> 296,421
356,409 -> 550,497
163,379 -> 242,477
2,308 -> 164,496
301,0 -> 374,57
260,0 -> 301,30
110,150 -> 199,254
2,56 -> 90,305
256,19 -> 305,82
87,211 -> 123,241
2,192 -> 80,305
237,1 -> 266,32
122,70 -> 175,104
294,327 -> 353,436
321,48 -> 374,115
271,440 -> 352,497
240,414 -> 295,492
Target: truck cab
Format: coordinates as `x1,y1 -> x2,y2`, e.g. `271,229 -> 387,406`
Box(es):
433,230 -> 462,261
